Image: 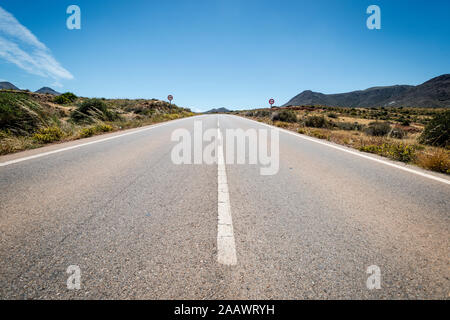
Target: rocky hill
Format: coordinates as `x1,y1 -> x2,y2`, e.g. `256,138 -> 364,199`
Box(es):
283,74 -> 450,108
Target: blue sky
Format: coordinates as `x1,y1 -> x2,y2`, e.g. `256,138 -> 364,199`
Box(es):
0,0 -> 449,111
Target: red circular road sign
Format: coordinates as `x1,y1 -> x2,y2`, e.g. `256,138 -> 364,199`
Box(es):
168,95 -> 173,101
269,98 -> 275,105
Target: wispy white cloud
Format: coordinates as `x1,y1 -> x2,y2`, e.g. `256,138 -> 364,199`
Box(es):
0,6 -> 73,81
51,81 -> 63,88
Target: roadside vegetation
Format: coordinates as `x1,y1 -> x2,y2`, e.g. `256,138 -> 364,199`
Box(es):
237,106 -> 450,174
0,90 -> 194,155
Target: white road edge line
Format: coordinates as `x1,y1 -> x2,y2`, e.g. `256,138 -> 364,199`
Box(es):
217,116 -> 237,266
233,115 -> 450,186
0,116 -> 204,167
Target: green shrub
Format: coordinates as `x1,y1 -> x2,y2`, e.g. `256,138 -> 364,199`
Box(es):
0,92 -> 42,133
271,110 -> 297,123
254,110 -> 271,117
327,113 -> 338,119
336,122 -> 364,131
304,115 -> 329,128
71,98 -> 119,123
94,124 -> 113,132
359,145 -> 382,154
79,127 -> 96,138
78,123 -> 113,138
76,98 -> 107,114
364,122 -> 391,136
386,143 -> 416,162
419,110 -> 450,147
398,117 -> 411,126
53,95 -> 68,105
274,121 -> 290,128
33,126 -> 64,143
389,127 -> 407,139
359,143 -> 415,162
309,129 -> 329,140
54,92 -> 78,105
0,100 -> 32,131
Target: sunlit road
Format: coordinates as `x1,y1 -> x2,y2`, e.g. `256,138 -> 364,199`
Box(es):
0,115 -> 449,299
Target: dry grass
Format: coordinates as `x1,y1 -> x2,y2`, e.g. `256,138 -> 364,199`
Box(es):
0,113 -> 194,155
273,121 -> 290,128
416,148 -> 450,174
0,134 -> 36,155
337,116 -> 373,125
0,91 -> 195,155
242,110 -> 449,175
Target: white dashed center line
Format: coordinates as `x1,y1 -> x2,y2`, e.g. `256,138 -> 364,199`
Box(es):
217,116 -> 237,265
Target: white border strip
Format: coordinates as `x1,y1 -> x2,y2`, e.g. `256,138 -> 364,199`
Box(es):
0,116 -> 201,167
233,115 -> 450,186
217,116 -> 237,265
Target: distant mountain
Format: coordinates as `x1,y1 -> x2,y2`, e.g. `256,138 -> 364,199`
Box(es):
205,107 -> 231,113
0,81 -> 19,90
35,87 -> 60,95
283,74 -> 450,108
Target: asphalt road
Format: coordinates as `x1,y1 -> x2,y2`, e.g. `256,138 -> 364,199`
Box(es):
0,114 -> 449,299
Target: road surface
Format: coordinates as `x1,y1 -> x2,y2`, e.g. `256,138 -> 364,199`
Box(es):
0,115 -> 449,299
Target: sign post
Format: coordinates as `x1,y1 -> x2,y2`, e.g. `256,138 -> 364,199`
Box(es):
168,95 -> 173,106
269,98 -> 275,108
